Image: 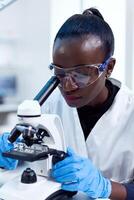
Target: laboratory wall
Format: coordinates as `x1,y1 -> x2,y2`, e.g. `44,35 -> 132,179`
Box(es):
0,0 -> 51,103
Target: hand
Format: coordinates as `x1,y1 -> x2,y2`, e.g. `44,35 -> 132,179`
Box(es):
0,132 -> 18,170
52,147 -> 111,199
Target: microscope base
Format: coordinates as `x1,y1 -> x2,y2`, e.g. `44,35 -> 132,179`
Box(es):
0,175 -> 75,200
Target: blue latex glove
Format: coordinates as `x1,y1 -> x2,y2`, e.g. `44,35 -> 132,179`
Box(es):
52,147 -> 111,199
0,132 -> 18,170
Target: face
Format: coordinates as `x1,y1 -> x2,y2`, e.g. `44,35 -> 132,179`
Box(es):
52,35 -> 114,108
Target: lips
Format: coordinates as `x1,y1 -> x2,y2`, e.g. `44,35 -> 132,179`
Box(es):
65,95 -> 82,101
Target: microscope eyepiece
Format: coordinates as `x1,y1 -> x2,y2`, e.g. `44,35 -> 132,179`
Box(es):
34,76 -> 60,106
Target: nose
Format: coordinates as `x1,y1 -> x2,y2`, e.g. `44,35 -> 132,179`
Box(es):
61,75 -> 79,92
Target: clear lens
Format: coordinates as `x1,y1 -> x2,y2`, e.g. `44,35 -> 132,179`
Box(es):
49,58 -> 110,89
53,65 -> 100,88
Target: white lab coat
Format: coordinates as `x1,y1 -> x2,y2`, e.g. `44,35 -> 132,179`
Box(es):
42,79 -> 134,184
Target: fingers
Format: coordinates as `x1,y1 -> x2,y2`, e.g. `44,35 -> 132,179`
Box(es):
52,162 -> 82,177
66,147 -> 76,156
53,147 -> 82,170
62,182 -> 78,191
54,172 -> 79,183
52,147 -> 85,184
0,133 -> 13,152
8,159 -> 18,170
54,155 -> 81,169
1,156 -> 18,170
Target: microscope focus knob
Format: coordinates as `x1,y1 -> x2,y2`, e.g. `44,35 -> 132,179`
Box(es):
21,168 -> 37,184
52,151 -> 67,165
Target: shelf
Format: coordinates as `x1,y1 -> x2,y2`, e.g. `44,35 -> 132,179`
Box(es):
0,104 -> 17,113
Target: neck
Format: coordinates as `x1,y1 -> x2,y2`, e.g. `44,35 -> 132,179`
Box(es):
87,85 -> 109,107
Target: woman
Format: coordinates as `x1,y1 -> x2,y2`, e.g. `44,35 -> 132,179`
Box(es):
44,8 -> 134,200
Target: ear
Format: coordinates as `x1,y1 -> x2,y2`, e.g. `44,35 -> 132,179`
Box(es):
106,58 -> 116,78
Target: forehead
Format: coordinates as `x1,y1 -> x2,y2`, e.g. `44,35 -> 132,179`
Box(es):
53,35 -> 105,66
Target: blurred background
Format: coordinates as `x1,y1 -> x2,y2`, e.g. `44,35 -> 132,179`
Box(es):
0,0 -> 133,132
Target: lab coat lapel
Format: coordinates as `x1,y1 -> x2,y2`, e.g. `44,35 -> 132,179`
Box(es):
86,84 -> 134,182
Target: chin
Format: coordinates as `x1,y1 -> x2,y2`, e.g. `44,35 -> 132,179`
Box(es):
65,100 -> 85,108
66,101 -> 77,108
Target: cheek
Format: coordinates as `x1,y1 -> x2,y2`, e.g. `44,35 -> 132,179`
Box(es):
58,75 -> 106,108
79,77 -> 106,105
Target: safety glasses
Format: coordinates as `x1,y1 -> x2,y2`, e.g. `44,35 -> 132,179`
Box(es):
49,58 -> 110,89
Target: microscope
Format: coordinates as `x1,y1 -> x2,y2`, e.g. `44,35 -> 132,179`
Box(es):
0,76 -> 76,200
